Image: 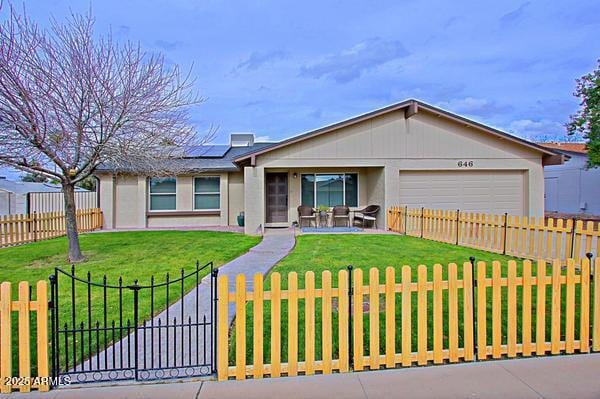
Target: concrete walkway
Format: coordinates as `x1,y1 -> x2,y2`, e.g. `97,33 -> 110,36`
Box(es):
70,228 -> 296,382
10,354 -> 600,398
217,228 -> 296,324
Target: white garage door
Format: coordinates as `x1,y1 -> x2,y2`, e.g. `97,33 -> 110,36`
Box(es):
399,170 -> 525,215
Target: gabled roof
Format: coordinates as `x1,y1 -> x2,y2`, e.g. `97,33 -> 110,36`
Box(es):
95,143 -> 274,173
234,99 -> 564,166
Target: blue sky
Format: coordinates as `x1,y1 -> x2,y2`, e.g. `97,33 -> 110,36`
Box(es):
1,0 -> 599,178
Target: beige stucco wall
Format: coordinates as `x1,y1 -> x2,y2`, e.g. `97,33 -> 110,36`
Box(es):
114,175 -> 140,228
244,166 -> 265,234
366,168 -> 385,227
243,109 -> 545,234
99,172 -> 235,229
98,174 -> 114,229
147,214 -> 222,227
228,172 -> 245,226
256,111 -> 542,164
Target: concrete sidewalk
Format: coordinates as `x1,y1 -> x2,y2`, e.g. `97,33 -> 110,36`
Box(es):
12,354 -> 600,399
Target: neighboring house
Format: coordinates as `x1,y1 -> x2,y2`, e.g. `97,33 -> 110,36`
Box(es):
0,177 -> 94,216
0,178 -> 62,215
539,143 -> 600,216
95,99 -> 563,235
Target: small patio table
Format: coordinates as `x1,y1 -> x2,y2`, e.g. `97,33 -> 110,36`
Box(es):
318,212 -> 329,228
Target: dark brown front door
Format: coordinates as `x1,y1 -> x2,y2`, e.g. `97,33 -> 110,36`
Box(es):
266,173 -> 288,224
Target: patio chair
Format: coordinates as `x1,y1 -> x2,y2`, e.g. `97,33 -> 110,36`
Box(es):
297,205 -> 317,228
332,205 -> 350,227
353,205 -> 380,229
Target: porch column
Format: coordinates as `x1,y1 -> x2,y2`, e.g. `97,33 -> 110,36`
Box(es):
244,166 -> 265,235
383,166 -> 400,229
219,172 -> 229,225
98,174 -> 114,229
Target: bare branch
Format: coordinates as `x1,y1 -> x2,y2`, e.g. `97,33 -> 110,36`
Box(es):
0,3 -> 209,261
0,4 -> 206,183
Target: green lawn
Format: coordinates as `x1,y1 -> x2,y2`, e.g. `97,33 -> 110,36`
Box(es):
273,234 -> 512,281
231,234 -> 585,366
0,230 -> 261,373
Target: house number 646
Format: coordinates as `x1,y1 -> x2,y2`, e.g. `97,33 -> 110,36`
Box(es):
457,160 -> 474,167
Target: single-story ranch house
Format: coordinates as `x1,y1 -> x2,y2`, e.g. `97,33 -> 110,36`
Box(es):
95,99 -> 563,235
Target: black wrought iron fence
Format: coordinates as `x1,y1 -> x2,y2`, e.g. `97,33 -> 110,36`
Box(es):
49,260 -> 218,384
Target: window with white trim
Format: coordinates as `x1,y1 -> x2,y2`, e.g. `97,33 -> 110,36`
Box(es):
194,176 -> 220,210
149,177 -> 176,211
301,173 -> 358,208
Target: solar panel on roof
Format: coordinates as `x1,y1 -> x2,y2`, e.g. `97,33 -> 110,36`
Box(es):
184,145 -> 231,158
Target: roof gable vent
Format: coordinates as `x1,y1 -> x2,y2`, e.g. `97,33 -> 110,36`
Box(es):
230,133 -> 255,147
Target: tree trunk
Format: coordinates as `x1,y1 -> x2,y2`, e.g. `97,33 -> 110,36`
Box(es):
63,182 -> 85,262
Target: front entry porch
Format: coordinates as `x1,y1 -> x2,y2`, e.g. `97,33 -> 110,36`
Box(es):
245,166 -> 385,235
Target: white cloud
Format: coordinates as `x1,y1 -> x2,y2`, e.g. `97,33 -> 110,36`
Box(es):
232,50 -> 288,73
436,97 -> 512,118
506,119 -> 566,140
254,135 -> 272,142
299,37 -> 409,83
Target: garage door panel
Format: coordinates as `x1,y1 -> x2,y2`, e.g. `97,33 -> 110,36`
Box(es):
399,170 -> 524,215
464,195 -> 492,202
463,189 -> 488,196
436,190 -> 463,197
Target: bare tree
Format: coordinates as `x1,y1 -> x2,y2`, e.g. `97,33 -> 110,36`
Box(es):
0,5 -> 206,262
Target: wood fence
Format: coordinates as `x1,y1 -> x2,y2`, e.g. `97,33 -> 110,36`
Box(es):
387,206 -> 599,265
0,208 -> 103,248
217,257 -> 600,381
217,271 -> 350,380
28,191 -> 97,214
0,281 -> 50,393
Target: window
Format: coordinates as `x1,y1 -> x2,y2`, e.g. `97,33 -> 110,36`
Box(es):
301,173 -> 358,208
194,176 -> 220,210
149,177 -> 176,211
344,173 -> 358,207
300,174 -> 315,207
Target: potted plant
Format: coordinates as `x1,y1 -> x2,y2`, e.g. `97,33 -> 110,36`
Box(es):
317,205 -> 329,218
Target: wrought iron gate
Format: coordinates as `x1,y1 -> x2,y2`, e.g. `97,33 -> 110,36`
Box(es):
49,261 -> 217,384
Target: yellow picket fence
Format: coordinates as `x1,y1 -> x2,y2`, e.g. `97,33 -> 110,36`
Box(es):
0,208 -> 103,248
0,281 -> 50,393
217,270 -> 351,379
217,257 -> 600,381
387,206 -> 599,264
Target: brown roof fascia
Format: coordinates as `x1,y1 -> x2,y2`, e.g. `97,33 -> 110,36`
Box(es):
234,99 -> 563,165
405,101 -> 418,118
